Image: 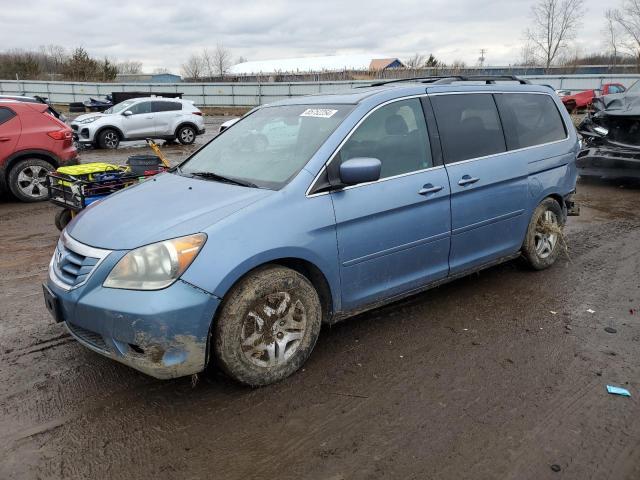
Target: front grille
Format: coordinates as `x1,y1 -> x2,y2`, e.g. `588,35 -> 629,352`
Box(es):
53,242 -> 99,288
67,322 -> 108,351
50,232 -> 111,290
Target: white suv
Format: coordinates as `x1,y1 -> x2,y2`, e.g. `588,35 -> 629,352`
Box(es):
70,97 -> 205,149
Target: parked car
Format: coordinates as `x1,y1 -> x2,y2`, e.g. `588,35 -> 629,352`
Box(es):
44,77 -> 579,385
561,83 -> 626,113
0,100 -> 77,202
576,80 -> 640,179
0,94 -> 67,121
218,117 -> 240,133
70,97 -> 205,149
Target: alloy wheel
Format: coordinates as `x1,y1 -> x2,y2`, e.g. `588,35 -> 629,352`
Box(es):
16,165 -> 49,200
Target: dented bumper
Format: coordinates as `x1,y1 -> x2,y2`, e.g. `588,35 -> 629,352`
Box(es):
49,275 -> 220,379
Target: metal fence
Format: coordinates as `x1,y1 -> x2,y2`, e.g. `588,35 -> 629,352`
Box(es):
1,75 -> 639,107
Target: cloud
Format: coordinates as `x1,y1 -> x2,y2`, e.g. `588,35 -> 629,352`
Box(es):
0,0 -> 607,72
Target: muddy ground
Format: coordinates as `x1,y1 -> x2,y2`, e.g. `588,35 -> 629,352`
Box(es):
0,121 -> 639,479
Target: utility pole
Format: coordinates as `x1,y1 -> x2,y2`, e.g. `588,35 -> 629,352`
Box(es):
478,49 -> 487,68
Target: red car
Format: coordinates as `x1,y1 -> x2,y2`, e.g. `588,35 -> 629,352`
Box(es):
0,100 -> 77,202
561,83 -> 626,113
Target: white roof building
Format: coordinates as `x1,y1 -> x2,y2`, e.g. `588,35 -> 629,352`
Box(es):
228,54 -> 404,75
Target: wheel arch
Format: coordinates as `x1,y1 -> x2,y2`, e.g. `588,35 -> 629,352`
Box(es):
1,149 -> 60,192
95,125 -> 124,142
174,122 -> 198,138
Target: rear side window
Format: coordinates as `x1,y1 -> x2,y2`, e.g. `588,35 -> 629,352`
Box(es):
153,101 -> 182,112
431,94 -> 506,163
339,98 -> 432,179
0,107 -> 16,125
495,93 -> 567,150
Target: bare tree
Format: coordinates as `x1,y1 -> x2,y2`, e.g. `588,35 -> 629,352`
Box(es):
404,53 -> 426,69
153,67 -> 171,74
236,56 -> 248,64
525,0 -> 584,69
181,53 -> 204,80
604,9 -> 621,68
213,43 -> 232,76
117,60 -> 143,74
613,1 -> 640,70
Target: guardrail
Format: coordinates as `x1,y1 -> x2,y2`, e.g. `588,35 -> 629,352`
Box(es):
1,75 -> 638,107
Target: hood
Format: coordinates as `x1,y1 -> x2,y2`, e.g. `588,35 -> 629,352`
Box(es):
594,93 -> 640,118
66,172 -> 272,250
72,112 -> 109,122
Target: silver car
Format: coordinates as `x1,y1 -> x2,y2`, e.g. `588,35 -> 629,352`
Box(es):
70,97 -> 205,149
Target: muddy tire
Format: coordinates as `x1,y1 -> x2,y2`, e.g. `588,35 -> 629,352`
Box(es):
522,198 -> 564,270
213,265 -> 322,386
55,209 -> 73,231
97,128 -> 120,149
7,158 -> 54,202
176,125 -> 196,145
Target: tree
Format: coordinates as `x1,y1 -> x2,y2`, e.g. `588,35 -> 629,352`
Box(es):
62,47 -> 99,81
425,54 -> 440,67
525,0 -> 584,69
153,67 -> 171,74
99,58 -> 118,81
613,0 -> 640,70
236,56 -> 248,64
404,53 -> 426,69
117,60 -> 143,74
604,9 -> 621,68
181,53 -> 204,80
212,43 -> 232,76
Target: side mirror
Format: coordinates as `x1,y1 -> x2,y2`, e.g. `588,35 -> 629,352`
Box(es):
122,110 -> 133,116
339,157 -> 381,186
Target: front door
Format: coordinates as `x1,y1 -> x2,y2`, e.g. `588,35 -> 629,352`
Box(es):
122,101 -> 154,138
329,98 -> 451,311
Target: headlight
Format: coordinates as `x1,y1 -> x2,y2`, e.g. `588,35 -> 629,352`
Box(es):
103,233 -> 206,290
76,116 -> 100,124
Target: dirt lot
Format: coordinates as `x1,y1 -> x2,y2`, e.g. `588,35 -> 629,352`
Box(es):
1,128 -> 639,479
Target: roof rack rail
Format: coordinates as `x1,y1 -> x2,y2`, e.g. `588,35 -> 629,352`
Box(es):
365,75 -> 530,87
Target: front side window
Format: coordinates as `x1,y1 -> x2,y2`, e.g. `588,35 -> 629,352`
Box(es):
179,104 -> 353,190
105,100 -> 135,114
495,93 -> 567,150
431,94 -> 506,164
339,98 -> 432,179
129,102 -> 152,115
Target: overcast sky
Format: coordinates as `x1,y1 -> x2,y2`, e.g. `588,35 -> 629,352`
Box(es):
0,0 -> 610,73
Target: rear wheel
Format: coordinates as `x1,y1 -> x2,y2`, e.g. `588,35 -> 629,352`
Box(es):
8,158 -> 54,202
176,125 -> 196,145
522,198 -> 564,270
97,128 -> 120,149
213,265 -> 322,386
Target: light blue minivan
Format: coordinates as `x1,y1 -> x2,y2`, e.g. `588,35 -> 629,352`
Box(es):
44,77 -> 579,385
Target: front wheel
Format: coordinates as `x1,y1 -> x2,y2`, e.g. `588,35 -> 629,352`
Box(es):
522,198 -> 564,270
97,128 -> 120,149
176,125 -> 196,145
213,265 -> 322,386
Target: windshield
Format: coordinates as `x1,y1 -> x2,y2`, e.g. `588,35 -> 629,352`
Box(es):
104,100 -> 136,114
179,104 -> 353,189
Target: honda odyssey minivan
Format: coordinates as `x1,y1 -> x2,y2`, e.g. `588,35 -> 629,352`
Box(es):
44,76 -> 579,386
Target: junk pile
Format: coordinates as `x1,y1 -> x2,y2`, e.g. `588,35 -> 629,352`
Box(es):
577,82 -> 640,179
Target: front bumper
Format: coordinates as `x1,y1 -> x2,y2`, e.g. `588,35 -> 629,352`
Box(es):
577,147 -> 640,179
47,246 -> 220,379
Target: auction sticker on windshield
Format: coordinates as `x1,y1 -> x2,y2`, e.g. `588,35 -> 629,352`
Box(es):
300,108 -> 338,118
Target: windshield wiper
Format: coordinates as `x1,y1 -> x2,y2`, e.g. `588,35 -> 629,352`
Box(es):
188,171 -> 259,188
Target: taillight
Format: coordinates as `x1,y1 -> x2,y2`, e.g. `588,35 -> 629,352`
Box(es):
48,130 -> 73,140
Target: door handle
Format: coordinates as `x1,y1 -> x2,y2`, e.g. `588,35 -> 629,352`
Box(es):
418,184 -> 443,195
458,175 -> 479,186
0,137 -> 10,142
